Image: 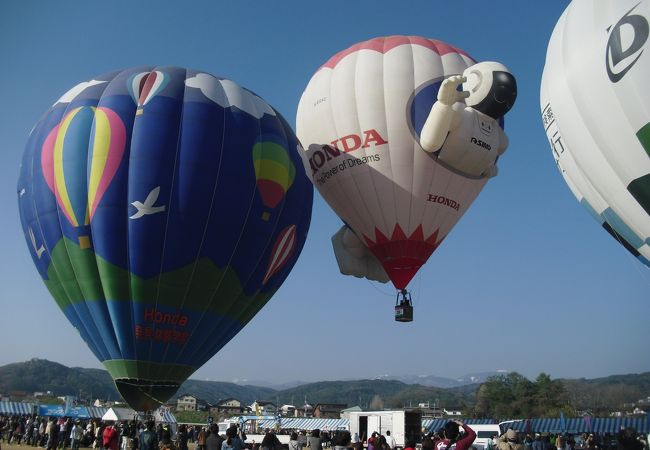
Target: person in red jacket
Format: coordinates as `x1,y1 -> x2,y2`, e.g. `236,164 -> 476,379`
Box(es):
434,420 -> 477,450
102,423 -> 120,450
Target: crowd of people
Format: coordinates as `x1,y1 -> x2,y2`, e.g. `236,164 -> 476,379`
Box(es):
419,423 -> 649,450
479,428 -> 649,450
1,415 -> 649,450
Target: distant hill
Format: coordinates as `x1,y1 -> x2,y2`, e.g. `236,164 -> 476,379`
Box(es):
561,372 -> 650,411
0,359 -> 119,400
373,371 -> 507,389
0,359 -> 648,412
0,359 -> 277,405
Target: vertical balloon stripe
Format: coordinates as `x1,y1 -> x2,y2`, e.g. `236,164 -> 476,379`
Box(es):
139,72 -> 158,105
262,224 -> 297,284
41,124 -> 60,194
53,109 -> 80,226
53,107 -> 95,226
127,72 -> 149,104
88,107 -> 127,220
140,71 -> 168,106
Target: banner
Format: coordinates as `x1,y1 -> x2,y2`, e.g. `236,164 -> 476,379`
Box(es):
38,404 -> 90,418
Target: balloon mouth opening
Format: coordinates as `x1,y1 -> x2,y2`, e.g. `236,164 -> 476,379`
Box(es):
114,379 -> 180,412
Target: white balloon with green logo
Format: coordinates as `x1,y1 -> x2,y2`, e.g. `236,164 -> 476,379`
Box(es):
540,0 -> 650,267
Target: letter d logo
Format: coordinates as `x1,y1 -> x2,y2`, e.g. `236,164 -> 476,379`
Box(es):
606,3 -> 649,83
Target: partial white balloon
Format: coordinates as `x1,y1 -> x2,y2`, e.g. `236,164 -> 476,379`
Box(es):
541,0 -> 650,268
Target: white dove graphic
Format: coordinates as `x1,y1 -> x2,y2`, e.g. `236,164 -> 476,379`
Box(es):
29,227 -> 45,258
130,186 -> 166,219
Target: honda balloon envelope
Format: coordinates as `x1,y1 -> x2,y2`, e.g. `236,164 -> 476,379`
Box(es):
17,66 -> 313,410
297,36 -> 505,294
541,0 -> 650,267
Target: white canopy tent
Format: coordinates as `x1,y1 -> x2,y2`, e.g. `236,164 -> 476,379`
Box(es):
102,407 -> 139,422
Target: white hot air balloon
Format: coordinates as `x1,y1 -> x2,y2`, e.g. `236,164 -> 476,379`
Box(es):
297,36 -> 517,321
541,0 -> 650,268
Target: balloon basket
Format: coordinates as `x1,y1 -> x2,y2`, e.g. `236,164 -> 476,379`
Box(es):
394,289 -> 413,322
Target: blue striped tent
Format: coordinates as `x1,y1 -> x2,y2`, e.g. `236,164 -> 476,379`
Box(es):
423,419 -> 497,433
155,409 -> 178,424
86,406 -> 109,418
0,402 -> 176,423
257,417 -> 349,431
500,417 -> 650,434
0,401 -> 34,415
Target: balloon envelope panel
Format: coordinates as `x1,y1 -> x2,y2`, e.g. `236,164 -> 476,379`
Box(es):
540,1 -> 650,267
297,36 -> 491,289
17,66 -> 313,410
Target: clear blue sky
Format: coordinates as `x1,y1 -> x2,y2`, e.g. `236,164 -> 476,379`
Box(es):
1,1 -> 648,386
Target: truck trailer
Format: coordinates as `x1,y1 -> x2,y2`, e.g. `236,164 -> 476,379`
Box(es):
348,410 -> 422,450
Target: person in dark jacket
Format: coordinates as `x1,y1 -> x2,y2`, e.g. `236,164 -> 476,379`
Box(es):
139,422 -> 157,450
206,425 -> 223,450
617,428 -> 643,450
532,434 -> 545,450
261,429 -> 281,450
177,425 -> 189,450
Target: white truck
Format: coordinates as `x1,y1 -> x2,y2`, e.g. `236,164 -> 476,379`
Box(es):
348,410 -> 422,450
465,424 -> 501,450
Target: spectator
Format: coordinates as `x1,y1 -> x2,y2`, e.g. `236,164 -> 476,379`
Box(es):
498,430 -> 523,450
103,422 -> 120,450
435,421 -> 477,450
139,421 -> 157,450
71,421 -> 83,450
330,431 -> 351,450
207,424 -> 224,450
197,427 -> 209,450
309,430 -> 323,450
261,429 -> 281,450
222,426 -> 243,450
289,432 -> 303,450
177,425 -> 189,450
385,432 -> 396,450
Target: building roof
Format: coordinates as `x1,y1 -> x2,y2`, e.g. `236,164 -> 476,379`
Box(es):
314,403 -> 347,413
341,406 -> 363,413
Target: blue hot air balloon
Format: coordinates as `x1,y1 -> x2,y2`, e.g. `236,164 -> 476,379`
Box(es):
17,66 -> 313,411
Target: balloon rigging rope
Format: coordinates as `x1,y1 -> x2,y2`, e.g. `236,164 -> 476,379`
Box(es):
364,279 -> 394,297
